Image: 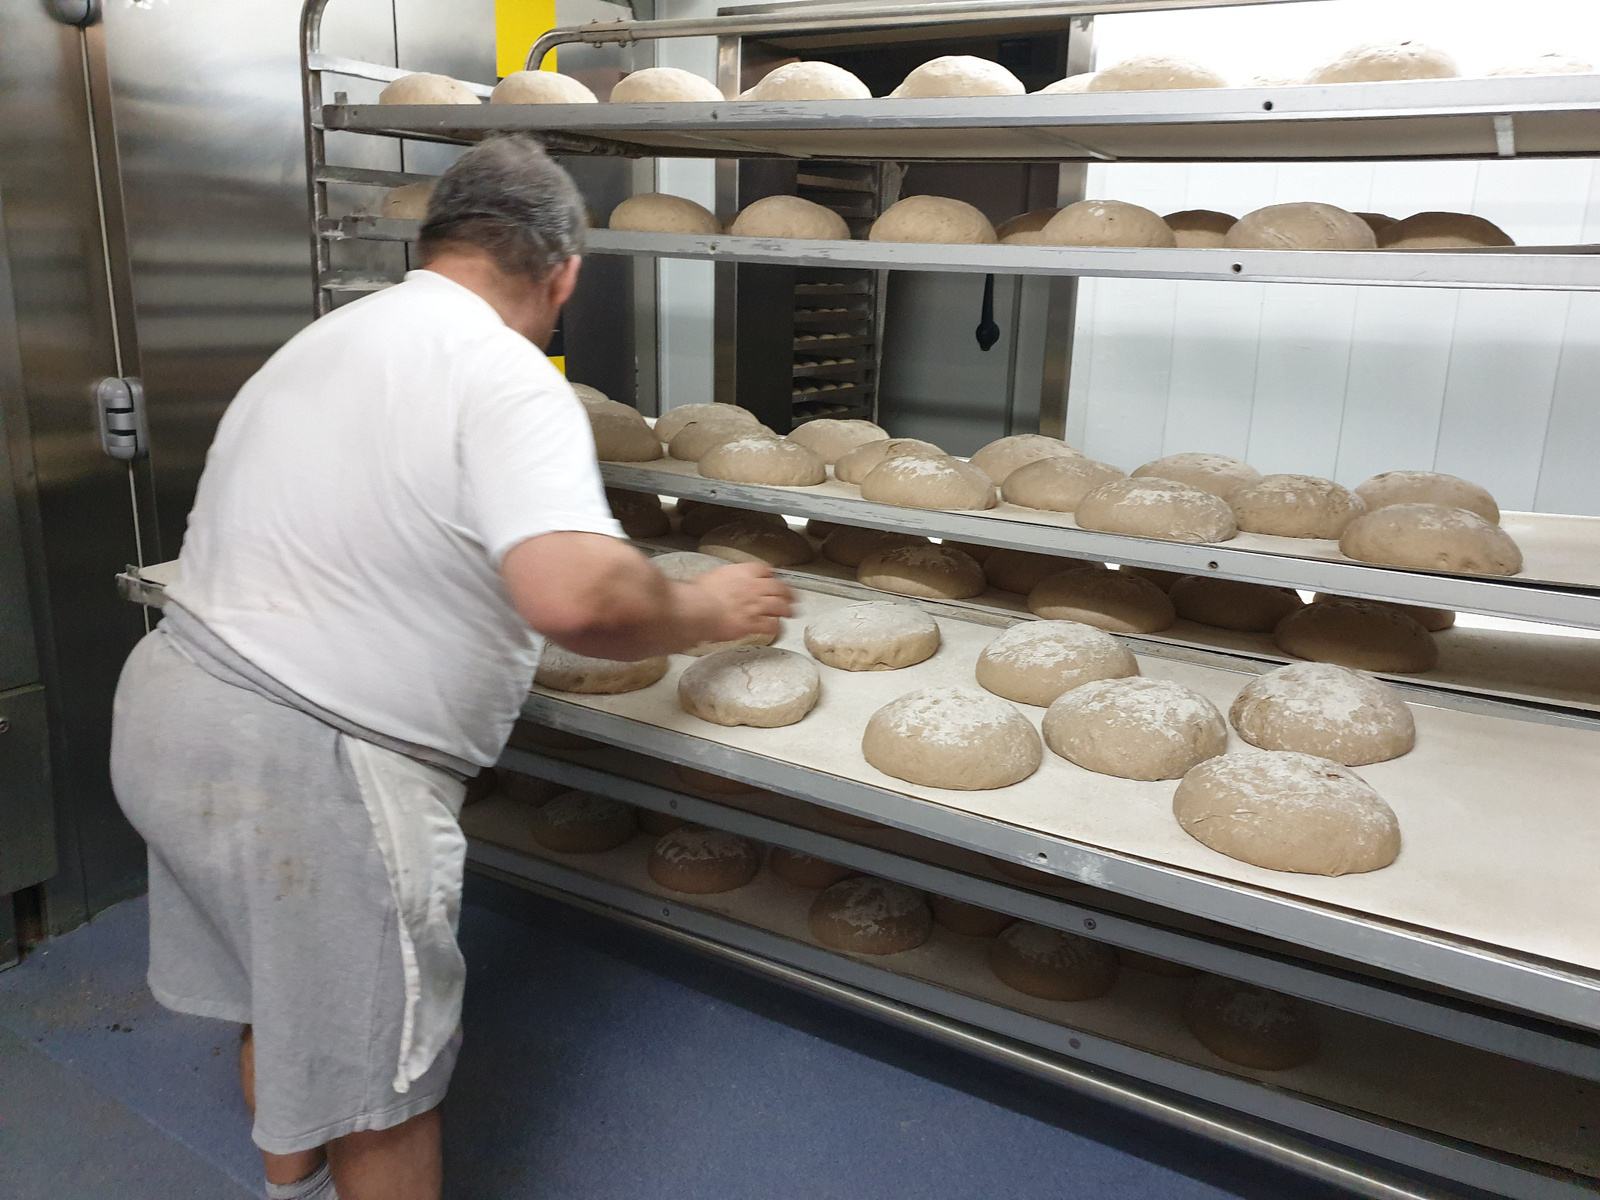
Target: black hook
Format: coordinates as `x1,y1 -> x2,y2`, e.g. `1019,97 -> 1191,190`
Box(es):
975,274 -> 1000,352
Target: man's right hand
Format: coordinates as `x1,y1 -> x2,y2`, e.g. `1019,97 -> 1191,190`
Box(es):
689,562 -> 795,645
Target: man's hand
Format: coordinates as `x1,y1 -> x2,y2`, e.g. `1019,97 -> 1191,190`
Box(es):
687,563 -> 794,645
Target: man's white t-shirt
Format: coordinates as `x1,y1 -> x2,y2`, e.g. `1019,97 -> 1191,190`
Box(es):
168,269 -> 622,768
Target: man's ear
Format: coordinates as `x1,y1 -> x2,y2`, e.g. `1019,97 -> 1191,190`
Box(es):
548,255 -> 582,310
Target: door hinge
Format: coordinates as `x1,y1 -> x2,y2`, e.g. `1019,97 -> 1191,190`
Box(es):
94,377 -> 148,462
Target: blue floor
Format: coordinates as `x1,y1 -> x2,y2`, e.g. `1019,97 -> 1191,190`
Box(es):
0,873 -> 1358,1200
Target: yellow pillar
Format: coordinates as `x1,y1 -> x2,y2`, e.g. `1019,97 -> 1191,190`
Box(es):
496,0 -> 559,77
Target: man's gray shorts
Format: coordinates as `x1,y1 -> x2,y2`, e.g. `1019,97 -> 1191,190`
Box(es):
110,628 -> 460,1155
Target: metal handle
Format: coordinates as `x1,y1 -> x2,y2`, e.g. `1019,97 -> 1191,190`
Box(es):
94,377 -> 148,462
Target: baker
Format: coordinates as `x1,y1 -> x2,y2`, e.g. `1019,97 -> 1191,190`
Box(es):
109,137 -> 790,1200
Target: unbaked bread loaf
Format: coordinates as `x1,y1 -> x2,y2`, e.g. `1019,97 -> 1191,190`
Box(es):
788,418 -> 888,463
1230,662 -> 1414,765
810,877 -> 933,954
1042,200 -> 1177,248
530,791 -> 637,853
744,61 -> 871,101
929,895 -> 1012,937
1076,477 -> 1238,544
1230,474 -> 1365,538
975,620 -> 1138,707
535,645 -> 669,694
1164,209 -> 1236,248
700,435 -> 827,486
490,70 -> 597,104
678,646 -> 819,727
729,195 -> 851,240
1307,40 -> 1458,84
610,67 -> 724,103
379,73 -> 480,105
1043,677 -> 1227,780
1487,53 -> 1595,76
769,848 -> 854,889
869,196 -> 997,244
1274,600 -> 1437,673
1131,452 -> 1261,499
380,181 -> 435,219
863,686 -> 1042,789
648,827 -> 760,894
1169,576 -> 1304,632
821,526 -> 929,568
605,488 -> 671,539
890,56 -> 1024,98
984,550 -> 1101,596
1002,456 -> 1127,511
858,543 -> 986,600
1028,568 -> 1176,633
995,209 -> 1059,240
656,402 -> 760,445
1353,470 -> 1499,524
990,922 -> 1119,1001
1087,53 -> 1227,91
1357,212 -> 1398,235
860,455 -> 996,510
669,418 -> 768,461
699,519 -> 815,567
609,193 -> 721,234
835,437 -> 945,484
1182,975 -> 1319,1070
1223,203 -> 1377,250
1312,593 -> 1454,632
589,405 -> 666,462
674,501 -> 785,540
1378,212 -> 1514,249
1036,73 -> 1096,94
805,601 -> 941,672
1339,504 -> 1522,575
969,433 -> 1082,484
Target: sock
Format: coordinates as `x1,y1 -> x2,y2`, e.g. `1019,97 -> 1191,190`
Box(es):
266,1162 -> 339,1200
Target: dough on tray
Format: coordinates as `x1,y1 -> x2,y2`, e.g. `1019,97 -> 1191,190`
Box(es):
860,455 -> 996,510
490,70 -> 597,104
769,848 -> 854,889
647,827 -> 761,894
1037,73 -> 1096,94
1043,676 -> 1227,780
1131,452 -> 1261,499
1377,212 -> 1514,249
534,645 -> 669,694
1041,200 -> 1177,248
1087,53 -> 1228,91
380,181 -> 434,219
857,543 -> 987,600
610,67 -> 724,103
1356,212 -> 1398,235
609,193 -> 722,235
820,526 -> 929,568
889,56 -> 1024,98
810,877 -> 933,954
1223,203 -> 1377,250
863,686 -> 1042,789
835,437 -> 945,484
989,922 -> 1119,1001
530,791 -> 637,853
1173,750 -> 1401,875
699,518 -> 815,567
1182,975 -> 1319,1070
984,549 -> 1101,597
929,895 -> 1012,937
729,195 -> 851,240
605,488 -> 671,539
1306,40 -> 1458,84
1002,456 -> 1127,511
1076,477 -> 1238,544
969,433 -> 1082,484
1230,473 -> 1366,539
1312,592 -> 1455,632
588,405 -> 665,462
804,601 -> 941,671
378,73 -> 480,105
788,418 -> 888,463
1486,53 -> 1595,76
868,196 -> 998,244
1028,568 -> 1176,634
678,646 -> 819,727
1339,504 -> 1523,576
744,61 -> 871,101
1273,599 -> 1437,674
674,501 -> 785,540
1230,662 -> 1415,765
656,402 -> 760,445
1169,575 -> 1304,633
995,209 -> 1059,240
700,435 -> 827,487
1164,209 -> 1236,248
975,620 -> 1138,707
1353,469 -> 1500,524
669,418 -> 766,461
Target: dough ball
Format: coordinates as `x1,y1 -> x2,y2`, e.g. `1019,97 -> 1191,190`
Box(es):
984,549 -> 1101,596
806,601 -> 940,672
929,895 -> 1012,937
648,827 -> 761,894
1230,662 -> 1414,766
490,70 -> 598,104
1307,41 -> 1458,85
656,402 -> 760,445
1223,203 -> 1377,250
1312,593 -> 1454,631
379,73 -> 480,105
969,433 -> 1082,484
699,519 -> 815,567
1043,677 -> 1227,780
769,847 -> 853,889
863,686 -> 1042,790
1076,477 -> 1238,544
668,418 -> 765,461
835,437 -> 945,484
1170,576 -> 1304,632
1164,209 -> 1236,248
1042,200 -> 1176,248
1378,211 -> 1514,249
1036,73 -> 1095,94
638,809 -> 688,836
1339,504 -> 1522,576
1119,565 -> 1184,591
858,544 -> 986,600
990,922 -> 1119,1001
610,67 -> 724,103
942,540 -> 995,564
1131,452 -> 1262,499
809,877 -> 933,955
995,209 -> 1059,240
1354,470 -> 1499,524
1087,53 -> 1228,91
1182,975 -> 1319,1070
679,646 -> 819,727
1028,568 -> 1176,634
589,406 -> 665,462
788,418 -> 888,463
1357,212 -> 1398,235
1119,948 -> 1199,978
869,196 -> 998,245
889,56 -> 1024,99
674,501 -> 785,540
1230,473 -> 1366,538
609,193 -> 721,235
530,790 -> 637,853
821,526 -> 929,568
1486,53 -> 1595,76
806,518 -> 842,539
494,770 -> 559,807
535,644 -> 669,694
976,620 -> 1138,707
1001,230 -> 1054,246
380,180 -> 434,219
729,195 -> 851,240
701,435 -> 827,487
1274,600 -> 1437,673
674,765 -> 757,796
744,61 -> 871,101
1002,456 -> 1127,511
860,455 -> 996,510
606,488 -> 670,539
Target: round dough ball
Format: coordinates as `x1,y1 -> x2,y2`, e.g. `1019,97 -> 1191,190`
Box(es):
1028,569 -> 1176,634
860,455 -> 996,510
380,180 -> 434,219
610,67 -> 724,103
929,895 -> 1012,937
1036,73 -> 1096,94
1132,452 -> 1262,499
530,790 -> 637,853
1354,469 -> 1499,524
1164,209 -> 1236,248
609,193 -> 721,235
984,549 -> 1101,596
788,418 -> 888,463
490,70 -> 598,104
606,488 -> 670,539
1042,200 -> 1176,248
729,195 -> 851,240
1307,41 -> 1458,85
990,922 -> 1119,1001
1357,212 -> 1398,235
1230,474 -> 1365,539
1487,53 -> 1595,77
1339,503 -> 1522,576
638,809 -> 688,837
647,827 -> 761,894
1230,662 -> 1414,766
1119,565 -> 1184,591
590,406 -> 665,462
995,209 -> 1058,240
701,435 -> 827,487
1076,477 -> 1238,544
1044,677 -> 1227,780
863,686 -> 1042,790
858,544 -> 986,601
806,601 -> 940,672
1170,575 -> 1305,633
744,61 -> 871,101
535,645 -> 669,694
1182,975 -> 1319,1070
1175,750 -> 1400,875
1119,948 -> 1199,978
378,73 -> 480,105
1274,600 -> 1437,673
1223,203 -> 1377,250
699,519 -> 815,567
889,56 -> 1024,99
969,433 -> 1082,484
820,526 -> 929,568
976,620 -> 1138,707
809,877 -> 933,955
656,403 -> 760,445
1378,211 -> 1514,249
1312,593 -> 1454,632
769,848 -> 853,889
668,418 -> 763,461
835,437 -> 945,484
1087,53 -> 1228,92
1001,230 -> 1054,246
679,646 -> 819,727
1002,456 -> 1127,511
869,196 -> 997,245
674,501 -> 785,540
675,765 -> 757,796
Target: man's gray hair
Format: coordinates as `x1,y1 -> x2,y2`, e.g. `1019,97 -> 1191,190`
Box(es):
419,136 -> 587,280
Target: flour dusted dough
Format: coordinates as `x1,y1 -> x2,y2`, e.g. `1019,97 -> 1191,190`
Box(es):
701,435 -> 827,487
729,195 -> 851,240
1036,73 -> 1095,94
674,501 -> 784,540
530,791 -> 637,853
609,193 -> 721,235
1231,473 -> 1365,538
610,67 -> 724,103
490,70 -> 598,104
605,488 -> 670,539
1002,456 -> 1127,511
984,549 -> 1100,596
768,848 -> 853,889
864,686 -> 1042,790
1353,470 -> 1500,524
858,544 -> 986,600
589,406 -> 665,462
1307,41 -> 1458,84
1044,677 -> 1226,780
699,519 -> 815,567
809,877 -> 933,954
1170,576 -> 1304,632
652,550 -> 778,656
1230,662 -> 1414,765
990,923 -> 1119,1001
1164,209 -> 1236,247
648,827 -> 761,894
679,646 -> 819,727
1182,975 -> 1319,1070
656,403 -> 760,445
835,437 -> 944,484
804,601 -> 940,672
975,620 -> 1138,707
929,895 -> 1012,937
1487,53 -> 1595,76
1223,203 -> 1377,250
968,433 -> 1082,484
860,455 -> 996,510
1339,504 -> 1522,575
889,56 -> 1024,99
669,418 -> 766,461
744,61 -> 871,101
1076,477 -> 1238,544
380,181 -> 434,219
995,209 -> 1059,240
1028,568 -> 1176,634
1087,53 -> 1227,91
788,418 -> 888,463
535,645 -> 669,694
820,526 -> 929,568
1378,212 -> 1514,248
869,197 -> 997,244
1274,600 -> 1437,673
1131,452 -> 1261,499
1041,200 -> 1176,248
379,73 -> 480,104
1312,592 -> 1455,632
